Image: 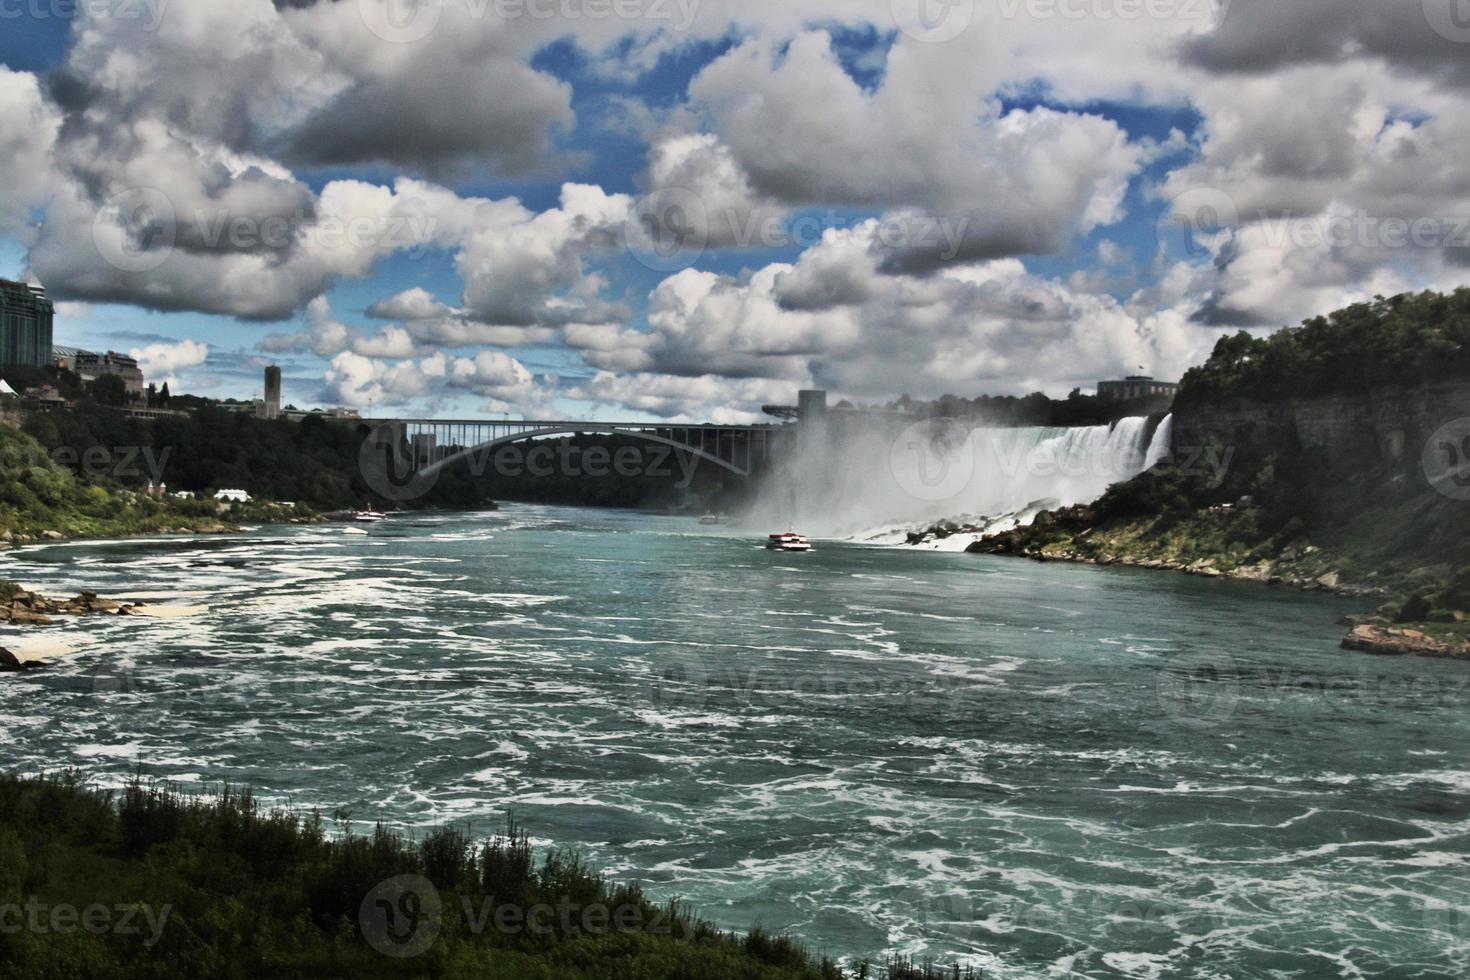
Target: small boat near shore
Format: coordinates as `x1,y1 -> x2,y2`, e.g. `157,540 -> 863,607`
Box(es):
766,532 -> 813,552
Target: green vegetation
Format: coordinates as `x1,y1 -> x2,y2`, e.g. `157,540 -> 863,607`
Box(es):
0,771 -> 978,980
0,423 -> 260,539
1176,288 -> 1470,406
977,289 -> 1470,632
11,403 -> 491,513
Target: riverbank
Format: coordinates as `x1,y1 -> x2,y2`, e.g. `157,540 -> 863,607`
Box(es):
0,506 -> 320,546
1341,621 -> 1470,658
952,503 -> 1470,658
955,504 -> 1389,597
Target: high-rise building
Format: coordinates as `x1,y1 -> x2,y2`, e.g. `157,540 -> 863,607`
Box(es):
263,364 -> 282,419
0,278 -> 55,368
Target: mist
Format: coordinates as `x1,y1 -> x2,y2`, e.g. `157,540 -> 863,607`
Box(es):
743,415 -> 1172,542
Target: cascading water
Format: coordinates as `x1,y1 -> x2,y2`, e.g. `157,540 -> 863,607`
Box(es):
746,414 -> 1173,546
1143,413 -> 1174,470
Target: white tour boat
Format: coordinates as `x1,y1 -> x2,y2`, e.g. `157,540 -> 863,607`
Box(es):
766,532 -> 813,552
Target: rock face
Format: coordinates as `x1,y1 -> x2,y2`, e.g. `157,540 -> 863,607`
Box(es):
1341,624 -> 1470,659
1173,378 -> 1470,484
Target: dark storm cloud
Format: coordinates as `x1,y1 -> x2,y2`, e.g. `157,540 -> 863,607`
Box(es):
1190,291 -> 1269,328
1182,0 -> 1470,88
282,56 -> 573,177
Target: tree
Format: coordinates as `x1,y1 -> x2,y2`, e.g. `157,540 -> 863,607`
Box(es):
159,382 -> 171,406
86,374 -> 129,407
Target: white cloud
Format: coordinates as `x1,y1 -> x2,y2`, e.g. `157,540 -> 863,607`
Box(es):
685,30 -> 1145,268
0,68 -> 61,239
9,0 -> 1470,419
599,222 -> 1219,404
129,339 -> 210,386
366,287 -> 454,321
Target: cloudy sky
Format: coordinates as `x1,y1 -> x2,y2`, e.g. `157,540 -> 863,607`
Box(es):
2,0 -> 1468,421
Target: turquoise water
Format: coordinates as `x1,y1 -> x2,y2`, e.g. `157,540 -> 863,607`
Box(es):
2,505 -> 1468,977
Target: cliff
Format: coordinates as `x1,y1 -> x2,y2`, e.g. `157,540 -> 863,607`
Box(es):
1172,377 -> 1470,489
969,290 -> 1470,625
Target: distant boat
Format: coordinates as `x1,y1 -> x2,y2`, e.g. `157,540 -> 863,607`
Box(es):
766,532 -> 812,552
699,513 -> 723,525
353,510 -> 387,523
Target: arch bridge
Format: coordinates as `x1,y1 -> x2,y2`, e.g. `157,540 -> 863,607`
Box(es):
366,418 -> 786,479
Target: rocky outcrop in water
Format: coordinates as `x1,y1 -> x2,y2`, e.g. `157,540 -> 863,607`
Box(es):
1,583 -> 144,626
1342,624 -> 1470,659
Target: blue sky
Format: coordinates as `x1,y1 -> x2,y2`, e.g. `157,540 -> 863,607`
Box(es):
1,1 -> 1464,420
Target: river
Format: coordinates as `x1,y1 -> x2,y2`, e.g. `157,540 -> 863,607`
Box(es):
2,505 -> 1467,977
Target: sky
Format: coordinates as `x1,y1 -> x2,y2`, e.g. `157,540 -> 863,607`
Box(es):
2,0 -> 1469,421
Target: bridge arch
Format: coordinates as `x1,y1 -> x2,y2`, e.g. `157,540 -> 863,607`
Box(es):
418,424 -> 759,478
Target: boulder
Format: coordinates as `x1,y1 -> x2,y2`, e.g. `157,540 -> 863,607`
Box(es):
7,603 -> 52,625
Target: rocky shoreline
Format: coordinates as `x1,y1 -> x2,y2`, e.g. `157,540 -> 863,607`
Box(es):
969,531 -> 1384,597
903,506 -> 1469,661
1340,622 -> 1470,659
904,506 -> 1384,597
0,523 -> 236,545
0,513 -> 328,547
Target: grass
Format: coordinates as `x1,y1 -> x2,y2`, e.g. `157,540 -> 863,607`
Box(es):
0,771 -> 978,979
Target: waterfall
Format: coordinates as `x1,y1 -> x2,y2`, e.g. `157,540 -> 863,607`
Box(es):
746,415 -> 1171,544
1143,414 -> 1174,470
